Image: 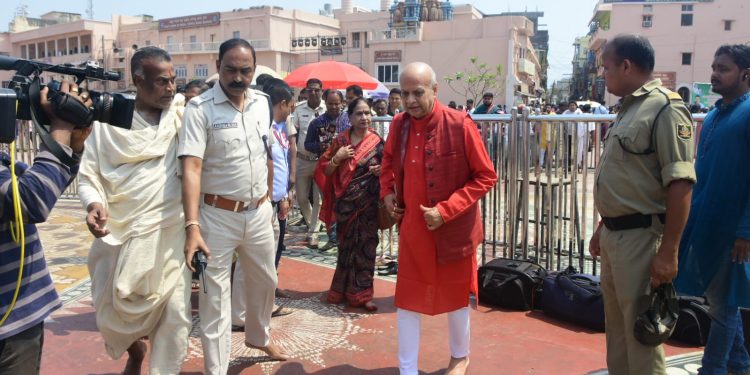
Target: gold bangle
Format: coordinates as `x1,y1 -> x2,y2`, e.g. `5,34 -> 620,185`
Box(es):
331,157 -> 339,166
185,220 -> 201,229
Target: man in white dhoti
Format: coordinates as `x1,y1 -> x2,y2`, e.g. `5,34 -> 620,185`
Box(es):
79,46 -> 191,375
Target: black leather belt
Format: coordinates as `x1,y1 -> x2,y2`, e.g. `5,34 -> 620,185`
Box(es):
601,213 -> 665,231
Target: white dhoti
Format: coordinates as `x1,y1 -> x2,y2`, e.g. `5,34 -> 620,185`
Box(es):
80,102 -> 191,374
88,225 -> 191,373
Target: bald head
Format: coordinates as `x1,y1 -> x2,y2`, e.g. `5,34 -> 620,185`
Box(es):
400,62 -> 437,87
399,62 -> 438,119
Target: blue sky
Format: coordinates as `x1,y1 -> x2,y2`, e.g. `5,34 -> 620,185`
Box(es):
2,0 -> 599,84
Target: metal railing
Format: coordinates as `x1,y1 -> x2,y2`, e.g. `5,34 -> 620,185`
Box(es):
0,121 -> 78,199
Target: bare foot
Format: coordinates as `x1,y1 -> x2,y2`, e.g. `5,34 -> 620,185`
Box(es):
363,301 -> 378,312
445,356 -> 469,375
123,340 -> 146,375
245,341 -> 289,361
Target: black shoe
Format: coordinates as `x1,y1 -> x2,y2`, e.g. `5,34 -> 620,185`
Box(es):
378,262 -> 398,276
319,241 -> 337,251
377,260 -> 397,270
275,288 -> 292,298
288,216 -> 307,227
231,324 -> 245,332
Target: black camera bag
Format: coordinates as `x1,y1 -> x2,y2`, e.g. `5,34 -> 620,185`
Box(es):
742,308 -> 750,353
670,295 -> 711,346
478,258 -> 546,311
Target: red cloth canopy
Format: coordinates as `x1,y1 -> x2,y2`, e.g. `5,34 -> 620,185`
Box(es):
284,61 -> 379,90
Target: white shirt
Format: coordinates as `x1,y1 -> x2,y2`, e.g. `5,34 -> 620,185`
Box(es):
292,100 -> 325,157
178,84 -> 273,203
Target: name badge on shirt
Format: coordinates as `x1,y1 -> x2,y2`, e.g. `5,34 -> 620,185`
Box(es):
211,122 -> 238,129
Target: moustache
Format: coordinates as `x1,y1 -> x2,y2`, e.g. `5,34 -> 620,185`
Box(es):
229,82 -> 246,89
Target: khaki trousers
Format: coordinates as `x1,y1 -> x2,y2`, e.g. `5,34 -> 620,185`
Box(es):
295,158 -> 322,235
198,202 -> 277,375
232,212 -> 280,326
599,218 -> 666,375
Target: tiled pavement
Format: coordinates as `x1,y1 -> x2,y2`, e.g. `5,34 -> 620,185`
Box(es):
37,199 -> 704,374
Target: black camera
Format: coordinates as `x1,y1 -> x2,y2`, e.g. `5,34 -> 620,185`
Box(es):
0,55 -> 135,144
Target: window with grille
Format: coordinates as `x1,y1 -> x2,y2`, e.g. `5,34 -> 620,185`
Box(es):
175,65 -> 187,78
642,15 -> 652,28
195,64 -> 209,77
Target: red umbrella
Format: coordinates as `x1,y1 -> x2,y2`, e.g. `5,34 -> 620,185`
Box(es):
284,61 -> 379,90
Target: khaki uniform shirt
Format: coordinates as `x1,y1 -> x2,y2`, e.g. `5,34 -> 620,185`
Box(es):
292,100 -> 325,157
178,84 -> 273,203
595,79 -> 696,218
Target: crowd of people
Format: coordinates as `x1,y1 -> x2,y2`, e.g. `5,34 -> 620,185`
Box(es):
0,33 -> 748,375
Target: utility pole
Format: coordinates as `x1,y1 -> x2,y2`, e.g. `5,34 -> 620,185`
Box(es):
86,0 -> 93,20
101,35 -> 107,90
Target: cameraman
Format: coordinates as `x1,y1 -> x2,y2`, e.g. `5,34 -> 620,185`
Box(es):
0,81 -> 91,374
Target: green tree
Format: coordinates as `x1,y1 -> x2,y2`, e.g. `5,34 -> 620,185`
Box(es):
443,57 -> 505,105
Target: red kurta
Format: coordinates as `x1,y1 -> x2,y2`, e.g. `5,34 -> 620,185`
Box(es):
390,103 -> 496,315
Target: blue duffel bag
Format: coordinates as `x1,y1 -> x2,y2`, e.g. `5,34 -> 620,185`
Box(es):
539,267 -> 605,332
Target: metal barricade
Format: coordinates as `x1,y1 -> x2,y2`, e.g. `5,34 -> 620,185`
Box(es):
0,121 -> 78,199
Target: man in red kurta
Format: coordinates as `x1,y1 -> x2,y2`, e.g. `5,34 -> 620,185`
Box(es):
380,62 -> 497,375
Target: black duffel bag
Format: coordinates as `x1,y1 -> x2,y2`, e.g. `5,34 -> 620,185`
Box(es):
671,295 -> 711,346
478,258 -> 547,311
539,267 -> 605,332
742,308 -> 750,353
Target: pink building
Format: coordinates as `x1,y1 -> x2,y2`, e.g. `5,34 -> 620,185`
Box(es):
589,0 -> 750,106
1,1 -> 544,106
0,12 -> 148,90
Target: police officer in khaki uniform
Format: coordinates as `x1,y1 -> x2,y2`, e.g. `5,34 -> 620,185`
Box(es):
179,38 -> 288,375
589,35 -> 696,375
292,79 -> 326,248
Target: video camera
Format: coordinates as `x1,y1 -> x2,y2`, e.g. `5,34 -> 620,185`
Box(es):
0,55 -> 135,144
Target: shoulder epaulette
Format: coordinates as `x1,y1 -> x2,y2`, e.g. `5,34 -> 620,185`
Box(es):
667,92 -> 683,101
188,91 -> 212,107
656,86 -> 683,102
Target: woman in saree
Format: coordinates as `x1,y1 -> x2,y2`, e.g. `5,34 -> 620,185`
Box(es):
319,98 -> 384,312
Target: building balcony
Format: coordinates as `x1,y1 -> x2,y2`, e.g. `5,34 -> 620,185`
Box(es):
159,40 -> 269,54
32,52 -> 96,66
371,27 -> 422,43
517,58 -> 536,76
